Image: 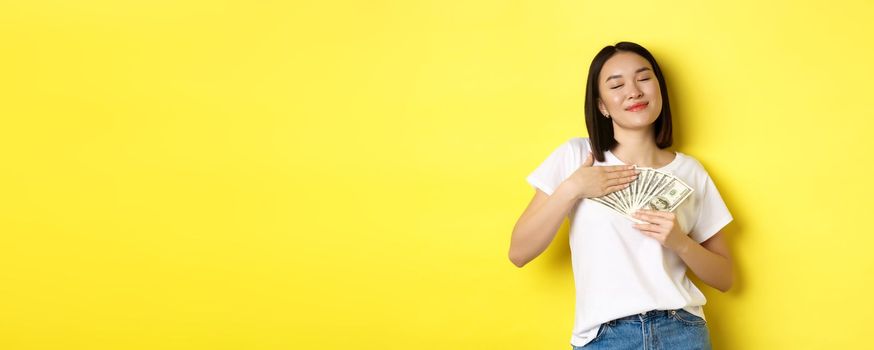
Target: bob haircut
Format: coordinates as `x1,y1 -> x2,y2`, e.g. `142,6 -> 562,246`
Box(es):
583,41 -> 673,162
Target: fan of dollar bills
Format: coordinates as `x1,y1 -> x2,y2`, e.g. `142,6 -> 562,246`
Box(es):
590,166 -> 694,224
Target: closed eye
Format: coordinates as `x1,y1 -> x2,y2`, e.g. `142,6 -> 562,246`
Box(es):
611,78 -> 651,89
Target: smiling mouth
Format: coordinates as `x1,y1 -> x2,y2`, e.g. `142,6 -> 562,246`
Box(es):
626,103 -> 648,112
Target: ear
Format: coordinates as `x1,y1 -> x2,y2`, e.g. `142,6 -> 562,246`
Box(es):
597,98 -> 609,117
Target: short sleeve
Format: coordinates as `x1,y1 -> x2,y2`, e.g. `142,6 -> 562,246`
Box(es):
689,173 -> 733,243
525,139 -> 581,196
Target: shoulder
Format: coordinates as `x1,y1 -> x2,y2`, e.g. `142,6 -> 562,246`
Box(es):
566,137 -> 592,154
675,151 -> 709,175
542,136 -> 590,160
670,152 -> 716,191
559,137 -> 592,166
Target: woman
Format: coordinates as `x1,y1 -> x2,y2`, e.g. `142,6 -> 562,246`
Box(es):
508,42 -> 734,350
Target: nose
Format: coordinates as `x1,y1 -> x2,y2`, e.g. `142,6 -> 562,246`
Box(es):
627,84 -> 643,99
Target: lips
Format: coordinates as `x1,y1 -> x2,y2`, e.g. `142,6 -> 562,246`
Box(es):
626,102 -> 648,111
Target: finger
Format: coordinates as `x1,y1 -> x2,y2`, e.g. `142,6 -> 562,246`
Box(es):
633,223 -> 664,233
633,212 -> 671,225
581,152 -> 594,167
608,169 -> 640,179
634,212 -> 670,225
606,174 -> 637,187
636,229 -> 665,242
604,183 -> 630,194
637,209 -> 674,220
603,164 -> 636,172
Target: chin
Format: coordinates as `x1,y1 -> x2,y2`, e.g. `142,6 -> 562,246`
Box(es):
616,117 -> 658,130
629,115 -> 658,125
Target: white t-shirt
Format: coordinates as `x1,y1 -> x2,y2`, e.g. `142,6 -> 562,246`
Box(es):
525,137 -> 733,348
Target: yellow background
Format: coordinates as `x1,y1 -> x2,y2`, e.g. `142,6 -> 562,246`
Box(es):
1,1 -> 872,349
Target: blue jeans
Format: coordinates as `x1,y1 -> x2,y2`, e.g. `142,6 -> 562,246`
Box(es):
571,309 -> 712,350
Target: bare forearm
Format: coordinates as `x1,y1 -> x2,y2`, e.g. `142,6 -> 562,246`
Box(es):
509,182 -> 580,267
675,236 -> 733,292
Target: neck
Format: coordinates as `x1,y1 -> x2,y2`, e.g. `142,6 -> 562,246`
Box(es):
610,127 -> 672,168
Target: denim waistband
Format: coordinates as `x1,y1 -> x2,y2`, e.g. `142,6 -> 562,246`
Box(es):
612,309 -> 680,322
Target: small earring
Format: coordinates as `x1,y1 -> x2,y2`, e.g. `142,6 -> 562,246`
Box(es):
603,112 -> 610,119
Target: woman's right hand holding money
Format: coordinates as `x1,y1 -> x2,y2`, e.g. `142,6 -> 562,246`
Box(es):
565,152 -> 639,200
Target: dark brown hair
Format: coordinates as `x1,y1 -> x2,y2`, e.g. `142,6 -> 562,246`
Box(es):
584,41 -> 673,162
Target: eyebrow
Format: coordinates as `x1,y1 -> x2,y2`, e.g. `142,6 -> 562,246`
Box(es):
605,67 -> 652,82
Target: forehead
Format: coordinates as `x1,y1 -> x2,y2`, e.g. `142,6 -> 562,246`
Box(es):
599,52 -> 653,81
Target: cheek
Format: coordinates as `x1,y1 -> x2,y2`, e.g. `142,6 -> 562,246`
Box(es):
646,84 -> 662,100
605,93 -> 624,106
599,93 -> 622,110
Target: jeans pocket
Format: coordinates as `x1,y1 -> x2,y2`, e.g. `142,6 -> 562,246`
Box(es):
671,309 -> 706,326
588,320 -> 614,344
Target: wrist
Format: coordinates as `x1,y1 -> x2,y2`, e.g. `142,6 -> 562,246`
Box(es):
556,181 -> 585,202
674,236 -> 694,255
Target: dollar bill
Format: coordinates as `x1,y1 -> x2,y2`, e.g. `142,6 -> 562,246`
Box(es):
645,177 -> 694,212
588,166 -> 694,223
